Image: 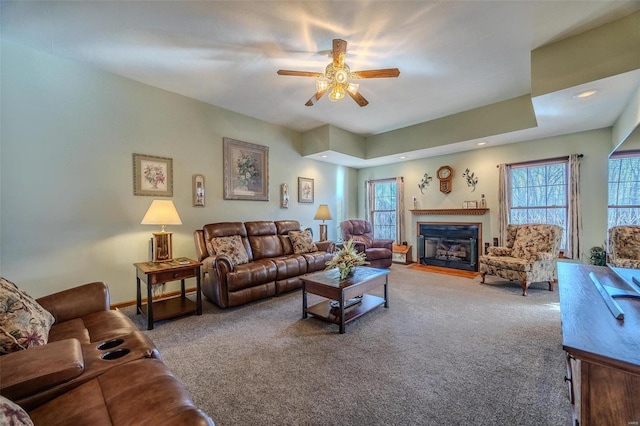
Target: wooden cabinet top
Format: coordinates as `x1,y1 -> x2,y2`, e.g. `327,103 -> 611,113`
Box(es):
558,262 -> 640,372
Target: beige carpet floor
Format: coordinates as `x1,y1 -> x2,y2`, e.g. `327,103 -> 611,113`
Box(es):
122,265 -> 572,426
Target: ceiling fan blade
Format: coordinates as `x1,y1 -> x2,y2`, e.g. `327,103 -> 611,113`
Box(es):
277,70 -> 324,78
305,89 -> 329,106
347,90 -> 369,107
332,39 -> 347,68
351,68 -> 401,79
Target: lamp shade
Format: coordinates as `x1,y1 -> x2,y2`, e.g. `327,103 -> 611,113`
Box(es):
141,200 -> 182,229
314,204 -> 333,221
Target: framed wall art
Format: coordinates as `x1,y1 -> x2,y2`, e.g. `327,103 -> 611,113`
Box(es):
223,137 -> 269,201
133,153 -> 173,197
193,174 -> 205,207
280,183 -> 289,208
298,177 -> 314,203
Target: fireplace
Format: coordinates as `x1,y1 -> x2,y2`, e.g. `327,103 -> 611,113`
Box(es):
417,222 -> 481,272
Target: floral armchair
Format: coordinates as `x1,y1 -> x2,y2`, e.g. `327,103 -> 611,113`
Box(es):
479,223 -> 563,296
608,225 -> 640,269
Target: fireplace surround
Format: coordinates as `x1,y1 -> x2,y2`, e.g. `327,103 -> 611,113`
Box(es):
417,222 -> 481,272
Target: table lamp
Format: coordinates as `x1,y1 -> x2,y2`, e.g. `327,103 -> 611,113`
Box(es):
141,200 -> 182,262
313,204 -> 333,242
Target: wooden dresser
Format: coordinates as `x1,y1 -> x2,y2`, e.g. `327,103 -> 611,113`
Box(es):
558,263 -> 640,426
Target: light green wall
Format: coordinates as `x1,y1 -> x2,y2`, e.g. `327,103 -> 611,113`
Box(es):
0,40 -> 357,302
0,39 -> 619,303
358,128 -> 612,259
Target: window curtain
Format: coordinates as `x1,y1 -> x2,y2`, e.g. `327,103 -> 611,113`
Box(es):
364,180 -> 372,222
396,176 -> 405,244
497,163 -> 510,245
566,154 -> 582,259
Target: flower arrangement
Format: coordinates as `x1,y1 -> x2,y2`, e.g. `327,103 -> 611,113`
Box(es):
143,163 -> 166,189
325,239 -> 369,279
236,151 -> 259,187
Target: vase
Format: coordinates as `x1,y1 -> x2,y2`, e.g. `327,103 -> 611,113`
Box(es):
339,266 -> 355,280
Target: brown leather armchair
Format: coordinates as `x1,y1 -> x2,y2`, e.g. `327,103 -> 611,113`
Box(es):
340,219 -> 394,269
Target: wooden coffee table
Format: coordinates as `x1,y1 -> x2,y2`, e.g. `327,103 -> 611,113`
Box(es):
301,267 -> 389,334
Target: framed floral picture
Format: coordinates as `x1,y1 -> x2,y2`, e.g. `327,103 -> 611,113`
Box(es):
298,177 -> 314,203
133,153 -> 173,197
193,174 -> 205,207
223,137 -> 269,201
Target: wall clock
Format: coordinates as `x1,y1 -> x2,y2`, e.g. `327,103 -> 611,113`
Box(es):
437,165 -> 454,194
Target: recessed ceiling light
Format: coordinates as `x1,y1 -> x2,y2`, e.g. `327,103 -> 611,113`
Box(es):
321,154 -> 328,158
477,142 -> 487,146
399,156 -> 407,159
572,89 -> 598,99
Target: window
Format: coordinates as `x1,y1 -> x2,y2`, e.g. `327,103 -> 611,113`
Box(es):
369,178 -> 397,240
608,151 -> 640,228
509,160 -> 568,248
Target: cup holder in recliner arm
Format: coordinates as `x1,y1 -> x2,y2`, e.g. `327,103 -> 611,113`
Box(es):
100,348 -> 130,360
96,338 -> 125,351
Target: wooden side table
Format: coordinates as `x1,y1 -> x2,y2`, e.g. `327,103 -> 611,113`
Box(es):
133,257 -> 202,330
392,243 -> 413,264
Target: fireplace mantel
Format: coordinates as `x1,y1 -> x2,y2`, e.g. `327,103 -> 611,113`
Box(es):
410,208 -> 489,216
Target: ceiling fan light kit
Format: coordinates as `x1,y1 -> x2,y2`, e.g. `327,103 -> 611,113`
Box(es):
277,39 -> 400,107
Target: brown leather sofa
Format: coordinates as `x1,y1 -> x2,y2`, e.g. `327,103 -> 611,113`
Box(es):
0,281 -> 214,425
340,219 -> 394,269
27,358 -> 212,426
194,220 -> 334,308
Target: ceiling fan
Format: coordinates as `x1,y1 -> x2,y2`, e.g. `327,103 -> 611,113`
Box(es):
277,39 -> 400,107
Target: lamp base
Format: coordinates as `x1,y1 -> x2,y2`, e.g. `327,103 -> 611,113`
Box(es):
318,223 -> 328,242
151,232 -> 173,262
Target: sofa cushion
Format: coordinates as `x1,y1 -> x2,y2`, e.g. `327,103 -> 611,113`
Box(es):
209,235 -> 249,265
0,277 -> 55,355
289,230 -> 317,254
0,395 -> 34,426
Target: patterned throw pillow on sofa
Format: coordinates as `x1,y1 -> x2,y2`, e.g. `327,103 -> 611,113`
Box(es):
0,277 -> 55,355
209,235 -> 249,266
0,396 -> 33,425
289,230 -> 318,254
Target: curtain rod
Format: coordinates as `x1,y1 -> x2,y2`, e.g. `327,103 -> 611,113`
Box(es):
497,154 -> 583,168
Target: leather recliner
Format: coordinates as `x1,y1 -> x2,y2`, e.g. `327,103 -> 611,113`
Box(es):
340,219 -> 394,269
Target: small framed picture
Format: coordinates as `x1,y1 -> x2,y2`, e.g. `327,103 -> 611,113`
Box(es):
193,174 -> 205,207
298,177 -> 314,203
133,153 -> 173,197
467,200 -> 478,209
280,183 -> 289,208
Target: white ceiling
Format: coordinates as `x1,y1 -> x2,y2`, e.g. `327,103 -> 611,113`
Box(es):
2,1 -> 639,167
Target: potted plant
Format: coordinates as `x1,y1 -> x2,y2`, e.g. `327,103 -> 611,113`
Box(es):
588,245 -> 607,266
325,239 -> 369,279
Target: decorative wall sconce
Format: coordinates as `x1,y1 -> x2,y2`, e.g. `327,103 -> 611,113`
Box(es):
418,173 -> 432,194
462,168 -> 478,192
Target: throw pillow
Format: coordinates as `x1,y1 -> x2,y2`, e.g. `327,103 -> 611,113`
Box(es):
0,396 -> 34,426
209,236 -> 249,266
0,277 -> 55,355
289,230 -> 317,254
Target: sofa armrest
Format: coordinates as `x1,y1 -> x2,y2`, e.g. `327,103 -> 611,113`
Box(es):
200,255 -> 235,308
315,240 -> 334,253
486,246 -> 512,257
0,339 -> 84,401
36,282 -> 110,323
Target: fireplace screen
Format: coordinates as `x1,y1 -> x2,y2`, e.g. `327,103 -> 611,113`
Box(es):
418,223 -> 480,272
